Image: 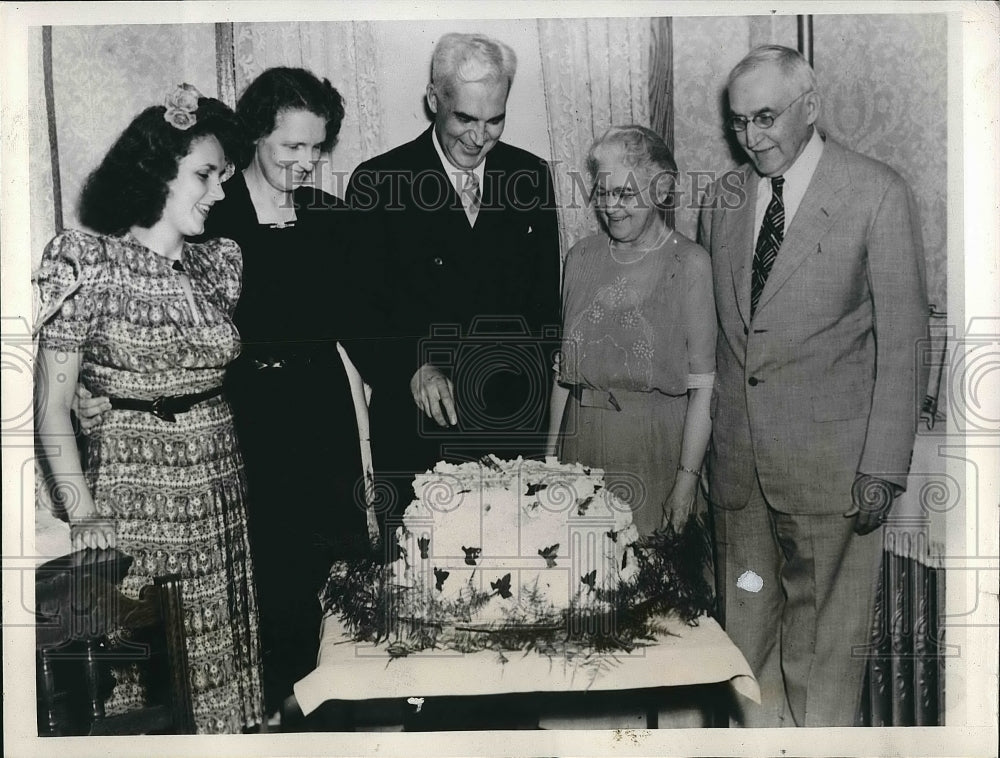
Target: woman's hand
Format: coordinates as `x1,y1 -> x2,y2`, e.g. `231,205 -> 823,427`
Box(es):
662,471 -> 699,532
72,385 -> 111,434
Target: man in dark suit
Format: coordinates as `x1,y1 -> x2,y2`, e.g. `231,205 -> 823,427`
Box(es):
698,45 -> 928,726
344,33 -> 560,520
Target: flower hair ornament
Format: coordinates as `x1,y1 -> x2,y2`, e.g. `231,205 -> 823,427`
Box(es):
163,83 -> 202,130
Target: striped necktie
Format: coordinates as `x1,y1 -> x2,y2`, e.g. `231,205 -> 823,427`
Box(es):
751,176 -> 785,317
462,171 -> 481,225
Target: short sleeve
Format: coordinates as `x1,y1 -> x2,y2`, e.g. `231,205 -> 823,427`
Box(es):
192,236 -> 242,316
33,230 -> 105,351
683,243 -> 717,375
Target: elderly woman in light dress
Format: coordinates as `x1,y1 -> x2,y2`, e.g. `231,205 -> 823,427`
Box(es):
547,125 -> 716,537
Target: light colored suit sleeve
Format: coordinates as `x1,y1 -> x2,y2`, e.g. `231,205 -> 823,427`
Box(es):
858,173 -> 929,489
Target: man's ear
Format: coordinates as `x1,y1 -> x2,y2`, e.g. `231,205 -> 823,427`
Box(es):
426,83 -> 439,115
652,171 -> 676,209
804,90 -> 821,126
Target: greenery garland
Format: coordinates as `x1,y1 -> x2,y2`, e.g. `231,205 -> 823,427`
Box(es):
321,517 -> 716,661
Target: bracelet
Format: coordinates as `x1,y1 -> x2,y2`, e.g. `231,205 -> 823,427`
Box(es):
676,464 -> 701,477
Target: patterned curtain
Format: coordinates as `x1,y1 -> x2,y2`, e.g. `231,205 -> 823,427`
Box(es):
537,17 -> 650,257
230,21 -> 386,197
648,17 -> 674,229
860,553 -> 946,725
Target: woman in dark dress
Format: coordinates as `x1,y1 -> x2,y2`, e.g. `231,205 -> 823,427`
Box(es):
203,67 -> 372,721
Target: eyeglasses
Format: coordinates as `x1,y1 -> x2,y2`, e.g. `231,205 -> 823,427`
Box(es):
593,186 -> 641,204
727,90 -> 813,132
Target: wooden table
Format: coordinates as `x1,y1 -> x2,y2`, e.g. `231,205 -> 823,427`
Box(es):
293,613 -> 759,730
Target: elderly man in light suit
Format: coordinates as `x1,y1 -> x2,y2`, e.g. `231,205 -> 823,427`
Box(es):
698,45 -> 928,727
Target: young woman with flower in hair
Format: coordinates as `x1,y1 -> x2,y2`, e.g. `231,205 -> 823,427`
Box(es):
33,85 -> 264,733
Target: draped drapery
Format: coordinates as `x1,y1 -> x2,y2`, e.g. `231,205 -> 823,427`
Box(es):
861,553 -> 946,726
537,18 -> 651,257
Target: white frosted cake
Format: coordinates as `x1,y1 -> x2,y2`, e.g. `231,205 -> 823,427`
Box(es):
387,456 -> 641,627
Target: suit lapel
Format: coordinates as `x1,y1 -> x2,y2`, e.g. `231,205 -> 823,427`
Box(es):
415,127 -> 476,240
755,139 -> 850,313
723,166 -> 757,325
472,145 -> 518,239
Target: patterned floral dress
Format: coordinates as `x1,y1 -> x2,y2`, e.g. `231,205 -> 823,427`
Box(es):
34,229 -> 263,734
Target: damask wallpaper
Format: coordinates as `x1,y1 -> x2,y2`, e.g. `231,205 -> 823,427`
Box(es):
28,29 -> 55,266
815,14 -> 947,311
669,14 -> 946,311
671,15 -> 750,241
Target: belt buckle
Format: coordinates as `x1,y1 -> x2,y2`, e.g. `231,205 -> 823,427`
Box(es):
253,359 -> 285,370
151,397 -> 177,422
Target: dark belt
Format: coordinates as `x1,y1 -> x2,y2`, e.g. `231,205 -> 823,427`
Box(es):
108,387 -> 224,422
239,353 -> 337,371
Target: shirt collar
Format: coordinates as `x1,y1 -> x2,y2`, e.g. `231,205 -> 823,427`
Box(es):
431,127 -> 486,193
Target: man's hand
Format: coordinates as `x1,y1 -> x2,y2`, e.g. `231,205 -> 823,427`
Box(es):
845,474 -> 900,535
410,363 -> 457,427
72,385 -> 111,434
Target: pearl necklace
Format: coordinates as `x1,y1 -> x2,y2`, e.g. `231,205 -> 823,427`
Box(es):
608,225 -> 674,265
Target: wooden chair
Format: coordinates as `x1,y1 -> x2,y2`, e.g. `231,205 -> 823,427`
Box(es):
35,548 -> 195,735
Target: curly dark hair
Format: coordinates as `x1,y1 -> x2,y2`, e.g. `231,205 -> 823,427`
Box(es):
78,97 -> 244,235
236,67 -> 345,154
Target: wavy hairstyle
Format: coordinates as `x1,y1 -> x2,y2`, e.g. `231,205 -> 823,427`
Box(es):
78,96 -> 243,235
586,124 -> 679,211
236,67 -> 345,154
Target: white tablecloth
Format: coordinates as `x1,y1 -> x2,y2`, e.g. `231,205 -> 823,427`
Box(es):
293,613 -> 759,717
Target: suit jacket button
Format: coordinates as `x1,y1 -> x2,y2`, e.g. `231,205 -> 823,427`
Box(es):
743,326 -> 749,335
432,257 -> 444,267
748,376 -> 759,386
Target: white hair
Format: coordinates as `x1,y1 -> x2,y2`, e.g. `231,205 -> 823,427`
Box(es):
727,44 -> 817,93
430,33 -> 517,99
